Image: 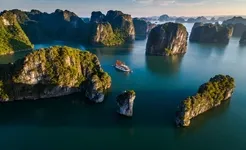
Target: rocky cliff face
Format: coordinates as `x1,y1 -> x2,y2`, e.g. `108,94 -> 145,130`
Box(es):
223,17 -> 246,37
231,23 -> 246,37
3,9 -> 135,47
147,22 -> 156,34
176,75 -> 235,127
189,23 -> 233,44
187,17 -> 210,23
0,11 -> 33,55
90,22 -> 123,46
223,16 -> 246,25
146,23 -> 188,56
159,14 -> 170,21
195,16 -> 209,23
133,18 -> 148,40
175,17 -> 186,23
0,46 -> 111,102
187,18 -> 196,23
116,90 -> 136,117
105,10 -> 135,41
6,9 -> 89,44
240,31 -> 246,45
89,10 -> 135,46
90,11 -> 106,23
210,17 -> 216,22
85,74 -> 111,103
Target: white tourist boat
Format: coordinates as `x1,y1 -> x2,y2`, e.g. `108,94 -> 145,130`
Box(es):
114,60 -> 132,72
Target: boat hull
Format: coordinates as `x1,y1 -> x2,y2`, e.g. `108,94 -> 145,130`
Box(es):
115,65 -> 131,72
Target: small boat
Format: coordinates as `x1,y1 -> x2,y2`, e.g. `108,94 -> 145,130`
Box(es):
114,60 -> 132,72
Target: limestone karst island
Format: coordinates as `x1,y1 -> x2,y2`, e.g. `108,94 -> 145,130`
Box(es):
0,0 -> 245,150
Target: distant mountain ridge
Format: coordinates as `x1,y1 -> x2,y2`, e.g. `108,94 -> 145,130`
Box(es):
1,9 -> 246,56
1,9 -> 90,44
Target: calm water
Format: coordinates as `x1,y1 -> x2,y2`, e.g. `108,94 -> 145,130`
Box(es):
0,23 -> 246,150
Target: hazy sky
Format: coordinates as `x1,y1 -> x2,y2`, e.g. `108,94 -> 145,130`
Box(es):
1,0 -> 246,17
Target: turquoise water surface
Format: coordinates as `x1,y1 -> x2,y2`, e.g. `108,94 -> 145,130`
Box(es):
0,23 -> 246,150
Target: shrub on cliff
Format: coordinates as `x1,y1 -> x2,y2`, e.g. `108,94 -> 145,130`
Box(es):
176,75 -> 235,127
90,22 -> 125,46
0,11 -> 33,55
0,46 -> 111,101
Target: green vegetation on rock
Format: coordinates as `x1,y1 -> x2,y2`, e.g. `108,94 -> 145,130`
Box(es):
90,22 -> 125,46
90,10 -> 135,46
0,11 -> 33,55
184,75 -> 235,111
0,46 -> 111,101
100,28 -> 125,46
176,74 -> 235,127
13,46 -> 110,86
120,90 -> 136,98
0,81 -> 9,101
117,90 -> 136,103
128,90 -> 136,96
165,48 -> 173,56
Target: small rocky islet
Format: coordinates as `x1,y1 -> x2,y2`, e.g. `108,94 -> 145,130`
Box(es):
133,18 -> 148,40
116,90 -> 136,117
0,8 -> 241,127
176,75 -> 235,127
146,22 -> 188,56
222,16 -> 246,37
189,23 -> 233,44
90,10 -> 135,46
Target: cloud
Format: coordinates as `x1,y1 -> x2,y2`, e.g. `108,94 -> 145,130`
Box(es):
132,0 -> 213,6
155,0 -> 175,6
132,0 -> 153,5
132,0 -> 176,6
175,0 -> 207,6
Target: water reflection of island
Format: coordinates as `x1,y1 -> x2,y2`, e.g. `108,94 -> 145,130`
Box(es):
145,55 -> 184,76
89,43 -> 134,56
188,42 -> 227,58
0,51 -> 31,64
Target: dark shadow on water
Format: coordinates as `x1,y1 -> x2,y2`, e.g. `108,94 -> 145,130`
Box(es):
34,41 -> 135,56
0,40 -> 137,64
0,89 -> 185,128
0,40 -> 87,64
0,88 -> 231,130
239,44 -> 246,49
0,51 -> 31,64
88,43 -> 134,56
145,55 -> 184,76
0,41 -> 134,64
34,41 -> 86,50
236,44 -> 246,55
135,35 -> 147,41
174,100 -> 231,137
188,42 -> 227,58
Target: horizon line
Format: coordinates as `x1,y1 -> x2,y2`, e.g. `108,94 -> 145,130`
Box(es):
1,8 -> 246,18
